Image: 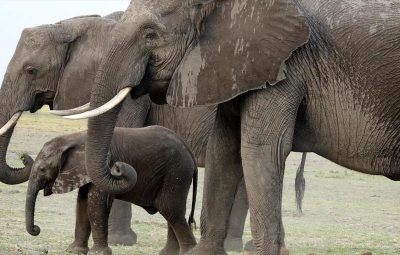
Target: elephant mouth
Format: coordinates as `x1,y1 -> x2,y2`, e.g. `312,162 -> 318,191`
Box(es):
43,182 -> 54,196
132,78 -> 170,104
30,90 -> 56,113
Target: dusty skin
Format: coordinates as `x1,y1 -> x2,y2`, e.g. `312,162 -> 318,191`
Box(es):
0,109 -> 399,255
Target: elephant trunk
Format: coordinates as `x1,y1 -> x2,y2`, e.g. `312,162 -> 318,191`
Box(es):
86,106 -> 137,194
0,82 -> 34,185
85,38 -> 147,194
0,124 -> 33,184
25,179 -> 41,236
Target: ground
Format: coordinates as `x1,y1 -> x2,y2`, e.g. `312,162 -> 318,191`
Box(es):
0,108 -> 399,255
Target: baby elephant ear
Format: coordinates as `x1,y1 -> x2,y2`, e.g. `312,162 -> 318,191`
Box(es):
52,148 -> 91,194
167,0 -> 310,107
52,171 -> 91,194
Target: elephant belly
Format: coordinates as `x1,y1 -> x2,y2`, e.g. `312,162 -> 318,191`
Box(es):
297,93 -> 400,178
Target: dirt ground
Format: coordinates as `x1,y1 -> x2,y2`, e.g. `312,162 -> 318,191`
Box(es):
0,108 -> 399,255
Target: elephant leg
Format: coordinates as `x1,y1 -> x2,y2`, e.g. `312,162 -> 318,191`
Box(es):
156,178 -> 197,254
159,224 -> 180,255
224,177 -> 248,252
243,220 -> 286,253
67,185 -> 91,255
188,101 -> 242,255
108,200 -> 137,246
169,218 -> 197,255
240,87 -> 301,255
87,185 -> 113,255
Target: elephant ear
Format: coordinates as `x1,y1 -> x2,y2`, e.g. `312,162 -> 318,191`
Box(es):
53,17 -> 116,109
52,145 -> 91,194
167,0 -> 310,107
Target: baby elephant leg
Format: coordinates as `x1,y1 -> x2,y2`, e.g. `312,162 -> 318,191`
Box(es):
156,188 -> 196,254
170,218 -> 197,255
159,224 -> 180,255
87,185 -> 113,255
67,185 -> 91,255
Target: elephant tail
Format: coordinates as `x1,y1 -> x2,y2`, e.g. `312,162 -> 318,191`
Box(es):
188,166 -> 198,230
295,152 -> 307,215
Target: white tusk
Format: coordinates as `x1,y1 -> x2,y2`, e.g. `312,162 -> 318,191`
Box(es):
64,87 -> 132,120
0,112 -> 23,136
49,103 -> 91,116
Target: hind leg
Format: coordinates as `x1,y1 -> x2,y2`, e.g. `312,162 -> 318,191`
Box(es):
224,177 -> 248,252
156,178 -> 197,254
169,217 -> 197,255
159,224 -> 180,255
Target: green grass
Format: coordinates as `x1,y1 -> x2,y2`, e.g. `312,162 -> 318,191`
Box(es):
1,108 -> 399,254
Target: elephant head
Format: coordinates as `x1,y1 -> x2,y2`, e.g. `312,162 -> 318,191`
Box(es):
25,133 -> 89,236
63,0 -> 310,194
0,13 -> 123,184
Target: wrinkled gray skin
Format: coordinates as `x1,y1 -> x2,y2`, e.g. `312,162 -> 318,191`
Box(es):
0,11 -> 285,251
25,126 -> 198,255
78,0 -> 400,254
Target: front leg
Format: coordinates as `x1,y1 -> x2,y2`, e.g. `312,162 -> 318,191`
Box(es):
188,101 -> 242,255
67,185 -> 91,255
241,85 -> 302,254
87,185 -> 114,255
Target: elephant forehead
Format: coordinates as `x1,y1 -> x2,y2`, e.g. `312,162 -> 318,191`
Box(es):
21,27 -> 52,50
123,0 -> 186,23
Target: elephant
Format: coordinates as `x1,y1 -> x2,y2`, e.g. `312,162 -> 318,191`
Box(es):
54,0 -> 400,254
0,9 -> 307,253
26,126 -> 198,255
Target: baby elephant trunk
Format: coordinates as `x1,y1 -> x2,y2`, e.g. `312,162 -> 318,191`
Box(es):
25,180 -> 41,236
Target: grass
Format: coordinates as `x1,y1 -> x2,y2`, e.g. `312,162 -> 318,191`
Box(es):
0,107 -> 399,254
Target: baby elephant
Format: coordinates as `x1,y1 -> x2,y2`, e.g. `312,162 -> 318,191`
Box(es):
25,126 -> 198,255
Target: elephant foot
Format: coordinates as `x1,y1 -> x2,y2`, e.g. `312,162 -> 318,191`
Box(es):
88,246 -> 112,255
244,240 -> 289,255
224,237 -> 243,252
185,241 -> 227,255
108,229 -> 137,246
66,242 -> 89,255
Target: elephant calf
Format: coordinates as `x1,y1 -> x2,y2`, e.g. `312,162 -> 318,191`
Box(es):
25,126 -> 198,255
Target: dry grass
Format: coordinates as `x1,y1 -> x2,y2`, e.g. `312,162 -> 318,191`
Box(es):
0,108 -> 399,255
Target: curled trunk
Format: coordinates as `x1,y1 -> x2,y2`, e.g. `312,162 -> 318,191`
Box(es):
86,105 -> 137,194
25,180 -> 41,236
0,125 -> 33,184
85,40 -> 148,194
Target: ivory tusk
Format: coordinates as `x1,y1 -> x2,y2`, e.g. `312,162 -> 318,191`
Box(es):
64,87 -> 132,120
49,103 -> 91,116
0,112 -> 23,136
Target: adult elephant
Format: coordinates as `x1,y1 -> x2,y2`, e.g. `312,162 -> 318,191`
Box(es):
0,11 -> 305,251
59,0 -> 400,254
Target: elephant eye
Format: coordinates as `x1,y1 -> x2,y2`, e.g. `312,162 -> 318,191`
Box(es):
144,29 -> 159,40
25,65 -> 37,76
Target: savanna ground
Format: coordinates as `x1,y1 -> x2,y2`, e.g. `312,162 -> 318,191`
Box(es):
0,108 -> 399,255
